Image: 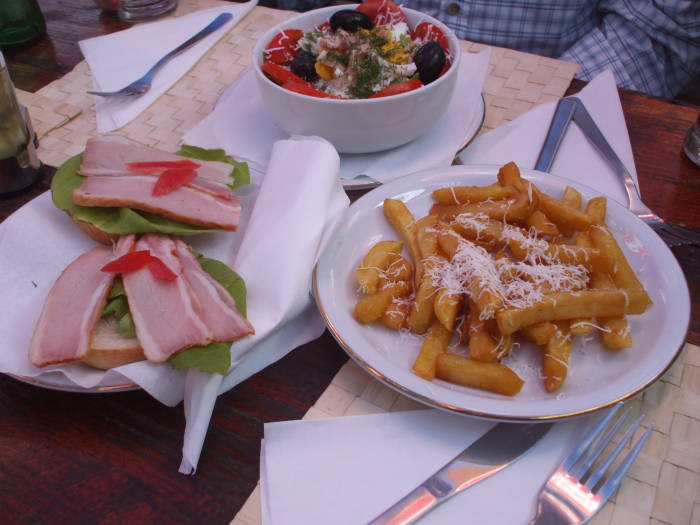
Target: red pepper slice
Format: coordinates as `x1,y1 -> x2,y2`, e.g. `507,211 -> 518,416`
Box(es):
151,167 -> 198,196
314,21 -> 330,32
264,29 -> 304,64
356,0 -> 408,26
414,22 -> 449,52
262,60 -> 305,86
126,160 -> 200,175
369,79 -> 423,98
101,250 -> 178,281
282,79 -> 339,98
101,250 -> 154,273
148,258 -> 178,281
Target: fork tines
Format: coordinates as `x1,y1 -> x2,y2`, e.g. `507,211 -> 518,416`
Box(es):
565,403 -> 653,499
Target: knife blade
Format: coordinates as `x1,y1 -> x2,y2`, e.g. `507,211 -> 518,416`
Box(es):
367,422 -> 553,525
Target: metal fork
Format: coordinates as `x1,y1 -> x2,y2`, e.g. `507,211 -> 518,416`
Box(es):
88,12 -> 232,98
537,97 -> 700,248
530,403 -> 653,525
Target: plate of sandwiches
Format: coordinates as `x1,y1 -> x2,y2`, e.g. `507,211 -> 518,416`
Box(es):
314,163 -> 690,421
0,136 -> 255,393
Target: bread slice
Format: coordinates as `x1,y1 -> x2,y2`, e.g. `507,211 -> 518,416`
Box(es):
71,216 -> 120,246
84,317 -> 144,369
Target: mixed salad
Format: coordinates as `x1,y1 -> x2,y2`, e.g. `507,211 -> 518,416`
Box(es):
261,0 -> 452,99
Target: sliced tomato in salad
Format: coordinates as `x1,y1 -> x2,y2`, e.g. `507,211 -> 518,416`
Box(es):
262,61 -> 305,85
414,21 -> 448,51
264,29 -> 304,64
356,0 -> 408,26
282,79 -> 340,98
369,79 -> 423,98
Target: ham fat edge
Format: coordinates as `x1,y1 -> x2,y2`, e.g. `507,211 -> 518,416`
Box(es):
29,234 -> 253,368
73,136 -> 241,231
29,235 -> 135,367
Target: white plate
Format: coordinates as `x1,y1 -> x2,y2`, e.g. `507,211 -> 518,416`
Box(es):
314,165 -> 690,420
213,72 -> 485,190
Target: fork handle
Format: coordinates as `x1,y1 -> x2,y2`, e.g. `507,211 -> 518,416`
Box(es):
144,12 -> 233,82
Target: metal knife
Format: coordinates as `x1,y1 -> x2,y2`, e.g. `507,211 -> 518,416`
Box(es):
367,422 -> 553,525
535,96 -> 646,215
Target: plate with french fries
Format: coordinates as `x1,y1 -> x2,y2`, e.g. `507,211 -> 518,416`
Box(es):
313,162 -> 690,420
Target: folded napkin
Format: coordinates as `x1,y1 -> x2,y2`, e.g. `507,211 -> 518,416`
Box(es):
459,69 -> 636,205
183,48 -> 491,183
80,2 -> 257,133
261,410 -> 592,524
0,136 -> 349,474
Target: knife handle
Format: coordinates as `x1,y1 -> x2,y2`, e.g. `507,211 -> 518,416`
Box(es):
534,97 -> 577,173
367,486 -> 438,525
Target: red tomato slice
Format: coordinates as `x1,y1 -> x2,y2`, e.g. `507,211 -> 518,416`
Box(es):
357,0 -> 408,26
414,22 -> 448,51
439,56 -> 452,78
282,79 -> 337,98
262,60 -> 305,86
101,250 -> 154,273
264,29 -> 304,64
101,250 -> 178,281
148,258 -> 178,281
369,79 -> 423,98
314,21 -> 330,32
152,167 -> 198,196
126,160 -> 200,175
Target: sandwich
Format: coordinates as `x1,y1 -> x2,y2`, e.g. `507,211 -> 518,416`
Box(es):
51,136 -> 250,245
29,233 -> 254,373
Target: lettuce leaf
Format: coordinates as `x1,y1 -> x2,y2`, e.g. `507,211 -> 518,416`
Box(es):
101,252 -> 247,375
51,146 -> 250,235
176,145 -> 250,189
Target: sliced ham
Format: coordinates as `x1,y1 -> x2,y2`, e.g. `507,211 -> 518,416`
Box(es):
28,235 -> 136,368
79,136 -> 234,189
174,239 -> 254,341
122,235 -> 213,362
73,174 -> 241,231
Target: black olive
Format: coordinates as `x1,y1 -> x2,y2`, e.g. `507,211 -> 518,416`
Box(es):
414,41 -> 446,85
329,9 -> 373,33
291,51 -> 319,82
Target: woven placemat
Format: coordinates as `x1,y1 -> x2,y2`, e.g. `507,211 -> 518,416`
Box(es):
233,342 -> 699,525
19,3 -> 579,168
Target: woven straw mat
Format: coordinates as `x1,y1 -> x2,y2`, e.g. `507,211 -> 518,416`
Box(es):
20,2 -> 579,168
233,342 -> 700,525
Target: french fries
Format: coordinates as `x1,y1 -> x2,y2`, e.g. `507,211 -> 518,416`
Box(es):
352,162 -> 651,396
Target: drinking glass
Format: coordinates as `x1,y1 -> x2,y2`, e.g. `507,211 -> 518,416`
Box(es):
0,0 -> 45,47
683,113 -> 700,168
0,50 -> 40,194
118,0 -> 178,21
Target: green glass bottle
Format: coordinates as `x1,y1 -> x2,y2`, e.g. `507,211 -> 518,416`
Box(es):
0,0 -> 46,47
0,50 -> 40,193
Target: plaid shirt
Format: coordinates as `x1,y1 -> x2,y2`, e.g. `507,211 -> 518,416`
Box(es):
276,0 -> 700,98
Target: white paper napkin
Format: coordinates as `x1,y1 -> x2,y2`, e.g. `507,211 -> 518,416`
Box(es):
261,409 -> 593,524
80,2 -> 257,133
459,69 -> 636,205
183,48 -> 491,183
0,136 -> 349,474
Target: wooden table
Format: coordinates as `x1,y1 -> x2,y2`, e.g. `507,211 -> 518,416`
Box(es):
1,2 -> 699,524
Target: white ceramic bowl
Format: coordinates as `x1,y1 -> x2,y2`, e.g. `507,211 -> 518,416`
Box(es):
251,5 -> 462,154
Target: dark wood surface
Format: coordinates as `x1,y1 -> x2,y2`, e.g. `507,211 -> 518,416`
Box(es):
1,2 -> 700,524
